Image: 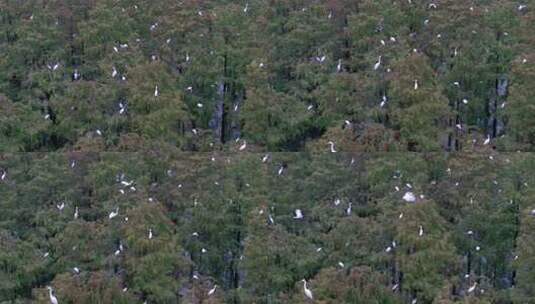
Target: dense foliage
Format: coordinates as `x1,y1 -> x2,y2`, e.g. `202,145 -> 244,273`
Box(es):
0,0 -> 533,152
2,153 -> 535,303
1,0 -> 535,303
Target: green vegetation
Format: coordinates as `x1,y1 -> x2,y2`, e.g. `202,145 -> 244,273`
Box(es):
0,0 -> 533,152
1,1 -> 535,303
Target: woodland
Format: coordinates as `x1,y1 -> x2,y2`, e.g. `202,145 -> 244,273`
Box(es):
1,0 -> 535,303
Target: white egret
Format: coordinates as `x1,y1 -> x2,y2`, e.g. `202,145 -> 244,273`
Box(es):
47,286 -> 58,304
154,86 -> 159,97
518,4 -> 527,11
402,192 -> 416,202
414,79 -> 419,90
201,248 -> 207,253
73,267 -> 80,274
109,207 -> 119,219
148,228 -> 153,239
483,135 -> 491,145
239,140 -> 247,151
337,59 -> 342,72
262,154 -> 270,163
73,69 -> 80,80
243,3 -> 249,13
197,103 -> 203,108
57,202 -> 65,211
208,285 -> 217,296
373,56 -> 382,70
293,209 -> 304,219
468,282 -> 477,293
419,225 -> 424,237
0,171 -> 5,180
346,203 -> 352,216
112,67 -> 118,78
380,94 -> 387,107
74,207 -> 79,219
278,165 -> 284,176
327,141 -> 337,153
334,198 -> 341,206
338,261 -> 345,267
301,279 -> 314,300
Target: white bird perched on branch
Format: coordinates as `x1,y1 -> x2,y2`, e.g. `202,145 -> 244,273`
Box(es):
419,225 -> 424,237
414,79 -> 419,90
373,56 -> 382,70
239,140 -> 247,151
403,192 -> 416,202
301,279 -> 314,300
468,282 -> 477,293
74,207 -> 79,219
328,141 -> 337,153
294,209 -> 304,219
208,285 -> 217,296
148,228 -> 153,239
109,207 -> 119,219
47,286 -> 59,304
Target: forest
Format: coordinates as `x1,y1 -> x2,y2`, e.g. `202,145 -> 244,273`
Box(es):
1,0 -> 535,303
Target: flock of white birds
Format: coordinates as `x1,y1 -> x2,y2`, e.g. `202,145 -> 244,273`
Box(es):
5,0 -> 532,302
